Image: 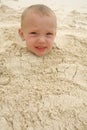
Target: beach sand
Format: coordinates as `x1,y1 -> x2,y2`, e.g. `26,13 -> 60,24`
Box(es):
0,0 -> 87,130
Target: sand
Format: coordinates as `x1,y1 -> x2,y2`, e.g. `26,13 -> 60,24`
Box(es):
0,0 -> 87,130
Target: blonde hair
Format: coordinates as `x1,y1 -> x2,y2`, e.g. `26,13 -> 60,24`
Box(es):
21,4 -> 57,27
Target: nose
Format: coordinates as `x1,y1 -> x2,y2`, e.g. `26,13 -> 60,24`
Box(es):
38,35 -> 46,44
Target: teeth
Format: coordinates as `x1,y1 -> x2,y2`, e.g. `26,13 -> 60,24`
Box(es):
38,47 -> 44,48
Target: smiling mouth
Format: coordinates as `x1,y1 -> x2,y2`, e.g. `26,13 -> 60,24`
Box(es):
35,46 -> 47,51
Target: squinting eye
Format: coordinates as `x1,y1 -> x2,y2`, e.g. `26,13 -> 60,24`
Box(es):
30,32 -> 37,34
46,33 -> 53,35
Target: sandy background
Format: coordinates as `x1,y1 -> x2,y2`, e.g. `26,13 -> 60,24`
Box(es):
0,0 -> 87,130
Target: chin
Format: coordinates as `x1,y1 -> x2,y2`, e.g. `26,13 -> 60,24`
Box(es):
28,49 -> 51,56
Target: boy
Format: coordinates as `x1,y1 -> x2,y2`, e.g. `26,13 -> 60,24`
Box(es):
19,4 -> 57,56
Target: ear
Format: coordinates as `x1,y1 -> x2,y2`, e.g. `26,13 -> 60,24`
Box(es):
18,28 -> 25,41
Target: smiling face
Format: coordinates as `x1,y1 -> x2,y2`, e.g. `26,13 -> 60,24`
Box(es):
19,12 -> 56,56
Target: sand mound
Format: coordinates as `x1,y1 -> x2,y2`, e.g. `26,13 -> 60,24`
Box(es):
0,3 -> 87,130
0,5 -> 15,13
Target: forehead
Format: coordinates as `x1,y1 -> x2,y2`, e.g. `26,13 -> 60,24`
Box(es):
22,12 -> 56,28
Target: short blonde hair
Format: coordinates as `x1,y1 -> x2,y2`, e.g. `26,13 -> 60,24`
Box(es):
21,4 -> 57,27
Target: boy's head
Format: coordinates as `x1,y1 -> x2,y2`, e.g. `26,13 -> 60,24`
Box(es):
19,4 -> 57,56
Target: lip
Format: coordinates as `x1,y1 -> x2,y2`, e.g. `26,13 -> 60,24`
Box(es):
35,46 -> 47,52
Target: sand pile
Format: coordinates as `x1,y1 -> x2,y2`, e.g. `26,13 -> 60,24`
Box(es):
0,3 -> 87,130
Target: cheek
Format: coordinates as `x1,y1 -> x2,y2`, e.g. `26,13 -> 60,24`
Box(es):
47,37 -> 55,44
25,36 -> 35,45
47,38 -> 55,49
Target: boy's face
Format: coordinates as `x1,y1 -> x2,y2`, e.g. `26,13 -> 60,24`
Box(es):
19,12 -> 56,56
